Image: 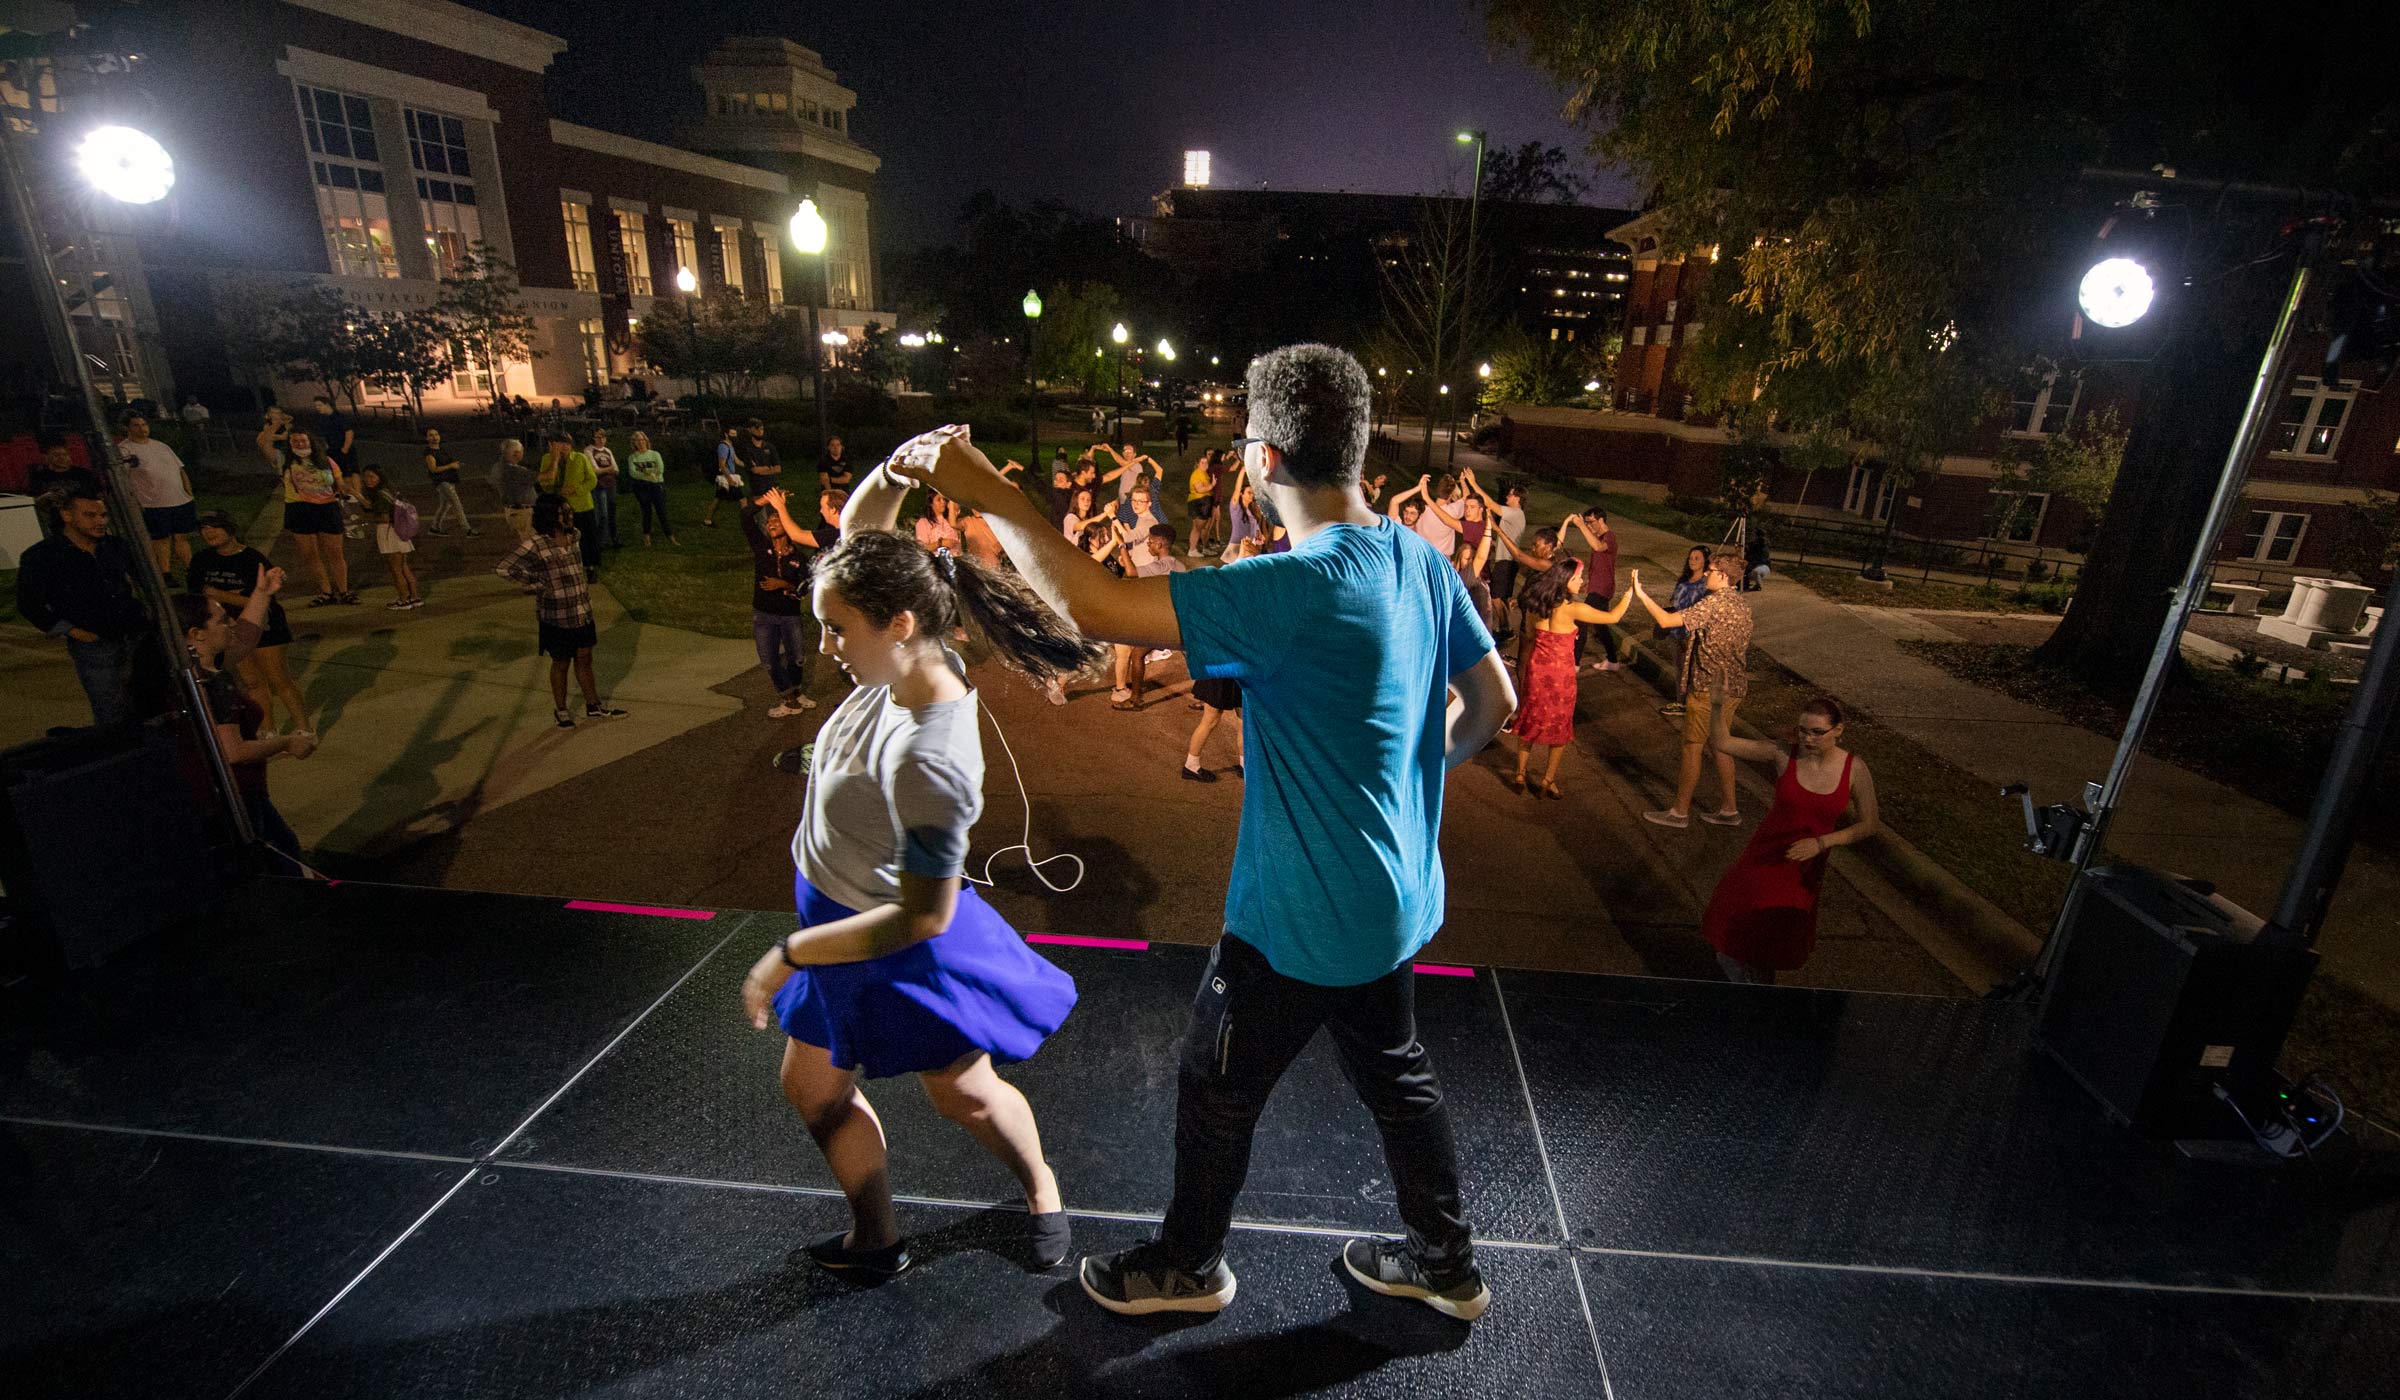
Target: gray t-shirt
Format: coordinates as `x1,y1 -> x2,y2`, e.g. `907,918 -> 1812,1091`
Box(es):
791,661 -> 984,912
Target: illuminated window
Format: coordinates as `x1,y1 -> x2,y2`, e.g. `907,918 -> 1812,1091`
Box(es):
405,107 -> 481,274
2274,377 -> 2356,458
449,338 -> 495,395
762,238 -> 784,305
561,200 -> 598,291
294,83 -> 396,277
666,218 -> 698,284
615,210 -> 652,295
716,225 -> 745,294
578,317 -> 608,386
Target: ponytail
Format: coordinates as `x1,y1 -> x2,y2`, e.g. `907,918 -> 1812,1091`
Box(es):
814,529 -> 1105,683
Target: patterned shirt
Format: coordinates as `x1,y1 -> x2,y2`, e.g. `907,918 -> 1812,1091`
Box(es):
1678,588 -> 1753,701
495,534 -> 593,629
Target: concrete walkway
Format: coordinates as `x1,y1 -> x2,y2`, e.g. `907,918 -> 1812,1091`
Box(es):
1473,438 -> 2400,1011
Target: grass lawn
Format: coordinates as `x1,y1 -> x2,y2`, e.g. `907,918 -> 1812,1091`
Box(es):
1780,563 -> 2071,615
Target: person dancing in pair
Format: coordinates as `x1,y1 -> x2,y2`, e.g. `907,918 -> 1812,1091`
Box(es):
740,431 -> 1100,1277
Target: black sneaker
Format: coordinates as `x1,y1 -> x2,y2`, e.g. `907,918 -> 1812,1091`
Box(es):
1080,1241 -> 1237,1315
585,703 -> 627,719
1179,766 -> 1218,783
553,709 -> 575,729
806,1231 -> 911,1280
1340,1238 -> 1489,1321
1030,1211 -> 1072,1269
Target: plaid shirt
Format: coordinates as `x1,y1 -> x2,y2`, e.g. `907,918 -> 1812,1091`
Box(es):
495,534 -> 593,629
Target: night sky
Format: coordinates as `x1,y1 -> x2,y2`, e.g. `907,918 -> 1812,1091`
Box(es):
473,0 -> 1632,252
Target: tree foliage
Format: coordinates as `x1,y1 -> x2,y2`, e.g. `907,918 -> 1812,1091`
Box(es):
1988,401 -> 2126,549
1488,0 -> 2399,687
633,293 -> 804,401
273,283 -> 371,411
1378,197 -> 1494,468
354,310 -> 455,420
1029,281 -> 1127,399
435,243 -> 540,406
1483,322 -> 1612,406
1480,141 -> 1593,206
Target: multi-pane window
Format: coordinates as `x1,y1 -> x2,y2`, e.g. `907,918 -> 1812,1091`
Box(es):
577,317 -> 609,387
824,197 -> 867,309
761,238 -> 784,306
294,83 -> 396,278
614,210 -> 652,295
2242,510 -> 2309,564
2009,370 -> 2080,437
666,218 -> 698,288
405,107 -> 480,273
1986,491 -> 2050,543
2274,377 -> 2356,458
716,225 -> 745,294
449,338 -> 495,396
562,200 -> 598,292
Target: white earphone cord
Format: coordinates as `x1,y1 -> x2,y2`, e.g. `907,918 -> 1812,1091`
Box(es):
964,696 -> 1084,894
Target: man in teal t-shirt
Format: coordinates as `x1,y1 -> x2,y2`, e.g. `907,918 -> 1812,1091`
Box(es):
901,343 -> 1518,1324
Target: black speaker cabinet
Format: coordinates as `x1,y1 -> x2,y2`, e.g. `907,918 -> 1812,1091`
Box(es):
0,726 -> 221,970
2037,865 -> 2316,1139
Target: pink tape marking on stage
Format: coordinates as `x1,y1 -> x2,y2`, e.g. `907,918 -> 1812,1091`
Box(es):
1026,933 -> 1150,951
565,900 -> 718,921
1412,962 -> 1475,977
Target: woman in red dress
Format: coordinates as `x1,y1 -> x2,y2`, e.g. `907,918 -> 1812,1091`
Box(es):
1508,558 -> 1631,798
1700,696 -> 1882,983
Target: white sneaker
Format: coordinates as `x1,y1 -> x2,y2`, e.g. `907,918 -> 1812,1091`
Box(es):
768,697 -> 818,718
1046,683 -> 1068,706
1146,649 -> 1172,665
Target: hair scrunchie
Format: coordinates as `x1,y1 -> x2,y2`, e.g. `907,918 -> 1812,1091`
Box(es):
933,544 -> 958,586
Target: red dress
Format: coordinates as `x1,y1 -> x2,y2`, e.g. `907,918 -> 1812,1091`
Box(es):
1701,749 -> 1854,971
1512,628 -> 1579,745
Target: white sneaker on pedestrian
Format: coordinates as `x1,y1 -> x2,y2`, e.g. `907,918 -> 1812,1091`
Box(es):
768,697 -> 818,718
1146,649 -> 1172,665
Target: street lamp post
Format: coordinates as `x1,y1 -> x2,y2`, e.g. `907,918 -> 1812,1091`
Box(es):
789,198 -> 830,465
1449,129 -> 1487,470
1023,289 -> 1042,475
1110,321 -> 1129,446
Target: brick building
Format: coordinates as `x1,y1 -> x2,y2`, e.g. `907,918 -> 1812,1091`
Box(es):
1502,205 -> 2400,579
0,1 -> 888,416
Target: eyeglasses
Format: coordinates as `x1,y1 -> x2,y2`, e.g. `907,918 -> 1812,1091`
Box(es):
1795,725 -> 1838,738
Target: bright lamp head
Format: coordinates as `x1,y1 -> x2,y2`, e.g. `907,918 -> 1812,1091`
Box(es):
789,198 -> 828,255
1022,289 -> 1042,319
78,125 -> 174,204
1111,322 -> 1128,344
674,266 -> 697,294
2078,256 -> 2155,329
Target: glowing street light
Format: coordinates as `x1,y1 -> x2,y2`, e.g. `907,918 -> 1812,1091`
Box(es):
899,332 -> 926,348
928,331 -> 945,344
1210,354 -> 1220,366
674,266 -> 697,294
1438,384 -> 1451,395
1023,289 -> 1043,320
1583,379 -> 1603,392
1477,362 -> 1491,378
77,125 -> 175,204
820,330 -> 850,347
1156,338 -> 1176,361
1111,322 -> 1129,345
1376,367 -> 1387,376
2078,255 -> 2156,329
1022,289 -> 1044,468
788,198 -> 828,255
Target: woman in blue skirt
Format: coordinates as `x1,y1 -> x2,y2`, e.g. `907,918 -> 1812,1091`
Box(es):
741,431 -> 1101,1279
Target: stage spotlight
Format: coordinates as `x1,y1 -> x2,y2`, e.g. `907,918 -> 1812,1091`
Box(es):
77,125 -> 174,204
2078,256 -> 2155,329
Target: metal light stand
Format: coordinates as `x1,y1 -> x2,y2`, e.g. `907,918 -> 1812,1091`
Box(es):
2029,231 -> 2323,985
0,112 -> 255,851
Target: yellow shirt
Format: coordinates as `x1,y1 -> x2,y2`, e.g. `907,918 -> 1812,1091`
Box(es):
1188,465 -> 1213,501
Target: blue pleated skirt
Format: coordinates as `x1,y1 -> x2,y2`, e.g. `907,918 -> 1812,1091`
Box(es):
773,874 -> 1078,1079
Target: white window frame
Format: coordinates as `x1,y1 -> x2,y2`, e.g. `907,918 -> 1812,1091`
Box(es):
614,209 -> 652,296
665,217 -> 699,288
2008,370 -> 2080,438
404,106 -> 481,275
2241,510 -> 2310,564
448,338 -> 495,396
1844,464 -> 1897,522
561,199 -> 598,292
714,223 -> 745,294
577,317 -> 609,387
2273,377 -> 2357,460
1985,489 -> 2050,543
754,222 -> 784,306
293,82 -> 397,279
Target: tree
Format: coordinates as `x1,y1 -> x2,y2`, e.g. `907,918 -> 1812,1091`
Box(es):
1489,0 -> 2399,692
213,282 -> 300,413
632,292 -> 800,401
1029,281 -> 1126,399
1988,402 -> 2126,556
275,283 -> 369,412
1480,141 -> 1591,206
851,322 -> 907,393
1483,322 -> 1611,406
437,242 -> 540,408
1378,197 -> 1491,469
354,310 -> 455,422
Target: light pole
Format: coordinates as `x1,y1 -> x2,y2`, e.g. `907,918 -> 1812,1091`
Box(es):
1023,289 -> 1043,473
1111,321 -> 1130,446
1449,129 -> 1487,470
2,111 -> 259,851
789,198 -> 830,465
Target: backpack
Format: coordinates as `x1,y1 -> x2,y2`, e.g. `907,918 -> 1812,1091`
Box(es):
391,496 -> 421,541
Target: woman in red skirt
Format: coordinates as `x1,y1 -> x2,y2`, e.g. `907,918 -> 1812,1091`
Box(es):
1507,557 -> 1631,798
1700,696 -> 1882,983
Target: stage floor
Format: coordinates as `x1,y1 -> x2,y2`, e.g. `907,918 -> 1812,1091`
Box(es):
4,879 -> 2396,1398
